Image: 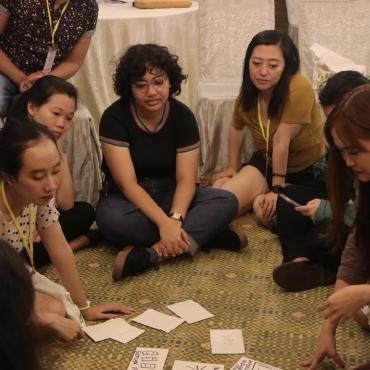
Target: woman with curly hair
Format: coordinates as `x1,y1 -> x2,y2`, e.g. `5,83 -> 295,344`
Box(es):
96,44 -> 244,280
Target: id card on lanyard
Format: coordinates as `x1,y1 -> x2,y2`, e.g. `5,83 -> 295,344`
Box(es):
44,0 -> 71,72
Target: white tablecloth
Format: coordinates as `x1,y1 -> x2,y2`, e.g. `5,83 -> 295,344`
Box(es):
70,2 -> 199,127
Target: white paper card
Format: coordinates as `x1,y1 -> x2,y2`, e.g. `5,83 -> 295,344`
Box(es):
230,356 -> 282,370
166,300 -> 214,324
132,309 -> 184,333
210,329 -> 245,354
172,360 -> 224,370
127,347 -> 169,370
84,318 -> 144,343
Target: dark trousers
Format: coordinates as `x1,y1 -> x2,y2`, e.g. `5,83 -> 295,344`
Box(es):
96,178 -> 238,251
32,201 -> 95,268
276,184 -> 342,271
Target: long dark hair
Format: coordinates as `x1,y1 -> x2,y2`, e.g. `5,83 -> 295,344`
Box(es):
0,117 -> 57,178
0,240 -> 41,370
113,44 -> 187,100
8,75 -> 77,120
239,30 -> 299,118
325,85 -> 370,257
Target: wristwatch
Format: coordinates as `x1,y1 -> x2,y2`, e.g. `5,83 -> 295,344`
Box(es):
271,185 -> 283,194
169,212 -> 184,223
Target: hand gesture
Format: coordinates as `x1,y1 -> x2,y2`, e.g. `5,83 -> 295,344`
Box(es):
38,312 -> 85,342
295,199 -> 321,220
318,285 -> 369,324
158,218 -> 190,258
82,303 -> 134,321
211,167 -> 237,183
300,325 -> 344,370
258,191 -> 278,223
19,70 -> 47,92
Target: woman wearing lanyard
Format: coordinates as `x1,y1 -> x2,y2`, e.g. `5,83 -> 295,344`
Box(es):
212,30 -> 326,223
0,118 -> 133,341
0,0 -> 98,117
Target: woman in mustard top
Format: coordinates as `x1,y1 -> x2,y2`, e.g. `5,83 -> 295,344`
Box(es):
213,30 -> 326,222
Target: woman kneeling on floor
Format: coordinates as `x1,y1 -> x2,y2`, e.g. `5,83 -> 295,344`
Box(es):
303,85 -> 370,369
0,119 -> 133,341
96,44 -> 245,281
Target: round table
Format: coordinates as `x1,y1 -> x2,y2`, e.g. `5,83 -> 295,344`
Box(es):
70,2 -> 199,127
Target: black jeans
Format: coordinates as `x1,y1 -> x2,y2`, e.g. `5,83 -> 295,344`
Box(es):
30,201 -> 95,268
276,184 -> 342,271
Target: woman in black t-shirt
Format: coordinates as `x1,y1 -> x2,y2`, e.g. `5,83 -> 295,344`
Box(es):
97,44 -> 245,280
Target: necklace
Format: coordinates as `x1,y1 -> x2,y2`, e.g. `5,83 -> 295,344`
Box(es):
0,181 -> 35,273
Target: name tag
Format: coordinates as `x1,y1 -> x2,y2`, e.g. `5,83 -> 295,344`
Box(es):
43,46 -> 58,73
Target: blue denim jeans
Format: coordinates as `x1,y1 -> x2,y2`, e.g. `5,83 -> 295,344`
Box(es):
96,177 -> 238,255
0,73 -> 18,117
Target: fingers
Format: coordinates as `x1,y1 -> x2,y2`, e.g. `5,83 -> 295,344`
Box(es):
299,358 -> 317,370
331,353 -> 345,368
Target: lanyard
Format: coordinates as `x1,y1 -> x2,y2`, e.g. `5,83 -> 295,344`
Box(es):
257,97 -> 271,177
1,182 -> 35,273
45,0 -> 71,45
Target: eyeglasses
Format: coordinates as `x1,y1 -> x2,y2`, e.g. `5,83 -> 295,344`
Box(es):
132,76 -> 168,92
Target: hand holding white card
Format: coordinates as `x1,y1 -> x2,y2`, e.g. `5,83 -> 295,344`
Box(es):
210,329 -> 245,354
172,360 -> 224,370
166,300 -> 214,324
231,356 -> 282,370
127,347 -> 169,370
132,309 -> 184,333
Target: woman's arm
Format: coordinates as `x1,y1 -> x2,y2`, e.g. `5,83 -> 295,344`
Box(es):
0,15 -> 27,85
301,279 -> 348,370
271,122 -> 302,186
55,153 -> 75,211
170,148 -> 199,216
40,222 -> 87,307
259,122 -> 303,222
213,119 -> 245,181
50,36 -> 92,80
40,221 -> 134,319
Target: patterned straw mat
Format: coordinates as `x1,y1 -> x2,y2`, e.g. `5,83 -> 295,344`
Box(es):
40,215 -> 369,370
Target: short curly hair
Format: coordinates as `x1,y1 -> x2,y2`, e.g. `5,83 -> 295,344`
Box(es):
113,44 -> 187,100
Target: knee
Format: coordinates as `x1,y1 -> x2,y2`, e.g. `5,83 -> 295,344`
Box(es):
354,310 -> 370,330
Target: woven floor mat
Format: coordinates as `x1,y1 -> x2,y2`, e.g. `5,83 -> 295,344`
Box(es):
40,215 -> 370,370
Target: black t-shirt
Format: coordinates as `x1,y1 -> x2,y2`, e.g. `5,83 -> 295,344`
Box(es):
100,98 -> 200,183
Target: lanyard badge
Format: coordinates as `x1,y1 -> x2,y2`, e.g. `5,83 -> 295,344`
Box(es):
257,97 -> 271,178
44,0 -> 71,72
1,181 -> 36,274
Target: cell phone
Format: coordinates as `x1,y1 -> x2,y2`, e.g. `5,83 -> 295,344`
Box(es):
278,193 -> 302,207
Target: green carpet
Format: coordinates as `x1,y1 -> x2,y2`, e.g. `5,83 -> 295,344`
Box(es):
40,215 -> 369,370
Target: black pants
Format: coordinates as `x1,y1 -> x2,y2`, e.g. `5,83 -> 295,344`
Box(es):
31,202 -> 95,268
276,184 -> 342,271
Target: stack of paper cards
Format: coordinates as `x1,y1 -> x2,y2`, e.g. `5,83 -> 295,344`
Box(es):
210,329 -> 245,354
127,347 -> 169,370
172,360 -> 224,370
167,300 -> 214,324
84,318 -> 144,343
230,356 -> 282,370
132,309 -> 184,333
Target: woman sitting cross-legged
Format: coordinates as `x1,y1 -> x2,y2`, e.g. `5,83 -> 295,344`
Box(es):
96,44 -> 245,281
212,30 -> 326,220
8,76 -> 99,268
0,118 -> 133,342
